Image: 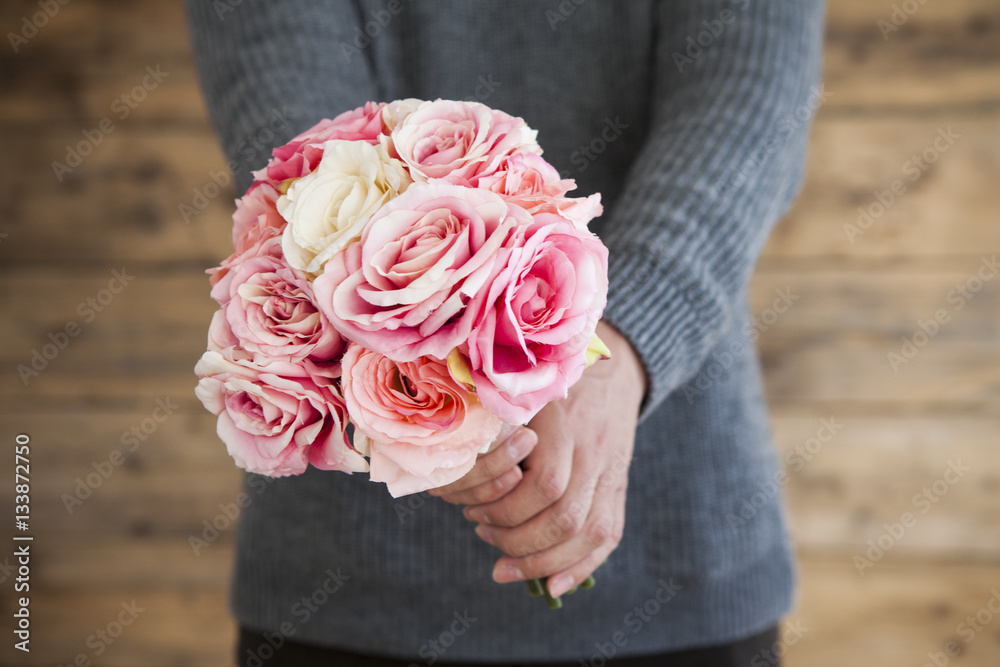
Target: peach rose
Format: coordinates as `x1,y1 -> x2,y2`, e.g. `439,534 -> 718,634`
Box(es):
340,344 -> 501,496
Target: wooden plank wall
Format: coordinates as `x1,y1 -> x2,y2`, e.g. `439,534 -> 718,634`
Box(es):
0,1 -> 998,665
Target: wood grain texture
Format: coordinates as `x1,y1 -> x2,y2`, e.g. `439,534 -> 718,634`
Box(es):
785,556 -> 1000,667
772,415 -> 1000,557
1,0 -> 998,664
762,118 -> 1000,261
0,589 -> 234,667
823,0 -> 1000,113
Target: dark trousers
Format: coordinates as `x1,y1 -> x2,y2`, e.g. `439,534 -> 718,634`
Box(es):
238,625 -> 780,667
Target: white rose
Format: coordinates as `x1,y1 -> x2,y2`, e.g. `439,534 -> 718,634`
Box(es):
379,98 -> 423,132
278,140 -> 411,275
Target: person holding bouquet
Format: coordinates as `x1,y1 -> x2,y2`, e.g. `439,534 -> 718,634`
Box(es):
185,1 -> 824,665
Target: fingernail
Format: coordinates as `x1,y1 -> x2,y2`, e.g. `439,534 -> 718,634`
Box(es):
493,563 -> 524,583
474,524 -> 493,545
494,466 -> 519,489
465,507 -> 485,523
547,574 -> 574,598
507,429 -> 534,462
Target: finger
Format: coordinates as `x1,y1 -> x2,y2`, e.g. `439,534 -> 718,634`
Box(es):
463,405 -> 574,528
472,464 -> 600,556
485,482 -> 625,587
437,464 -> 522,506
427,427 -> 536,497
545,485 -> 627,597
544,532 -> 619,598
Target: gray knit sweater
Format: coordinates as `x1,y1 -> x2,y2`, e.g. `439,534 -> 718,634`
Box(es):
185,1 -> 824,660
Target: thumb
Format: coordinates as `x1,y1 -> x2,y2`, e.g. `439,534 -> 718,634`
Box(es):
485,422 -> 522,455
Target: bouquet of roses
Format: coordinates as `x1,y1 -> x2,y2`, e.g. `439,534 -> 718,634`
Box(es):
194,99 -> 610,606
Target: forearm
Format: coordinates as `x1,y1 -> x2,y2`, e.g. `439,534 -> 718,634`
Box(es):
599,0 -> 825,417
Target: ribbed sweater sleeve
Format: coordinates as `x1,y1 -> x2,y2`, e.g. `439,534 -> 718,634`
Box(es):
183,0 -> 380,194
599,1 -> 825,418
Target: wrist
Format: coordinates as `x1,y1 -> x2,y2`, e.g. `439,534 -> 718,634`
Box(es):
595,320 -> 647,400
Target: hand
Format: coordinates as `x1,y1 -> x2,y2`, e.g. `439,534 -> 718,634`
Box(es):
455,321 -> 647,598
428,423 -> 539,505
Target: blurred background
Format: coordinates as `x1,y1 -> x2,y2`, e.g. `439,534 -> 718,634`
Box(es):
1,1 -> 998,665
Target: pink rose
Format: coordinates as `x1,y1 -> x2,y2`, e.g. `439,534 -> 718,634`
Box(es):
384,99 -> 540,185
465,214 -> 609,424
209,254 -> 344,363
340,345 -> 501,497
253,102 -> 387,186
477,154 -> 603,229
194,350 -> 367,476
209,183 -> 287,293
209,236 -> 285,304
314,183 -> 531,361
231,182 -> 286,250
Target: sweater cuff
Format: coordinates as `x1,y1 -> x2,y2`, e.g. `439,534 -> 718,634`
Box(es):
600,242 -> 730,421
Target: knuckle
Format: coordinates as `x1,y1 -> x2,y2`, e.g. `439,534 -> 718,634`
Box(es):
596,468 -> 622,491
612,520 -> 624,544
536,468 -> 569,504
468,485 -> 500,505
482,456 -> 510,480
587,517 -> 614,547
553,506 -> 585,537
